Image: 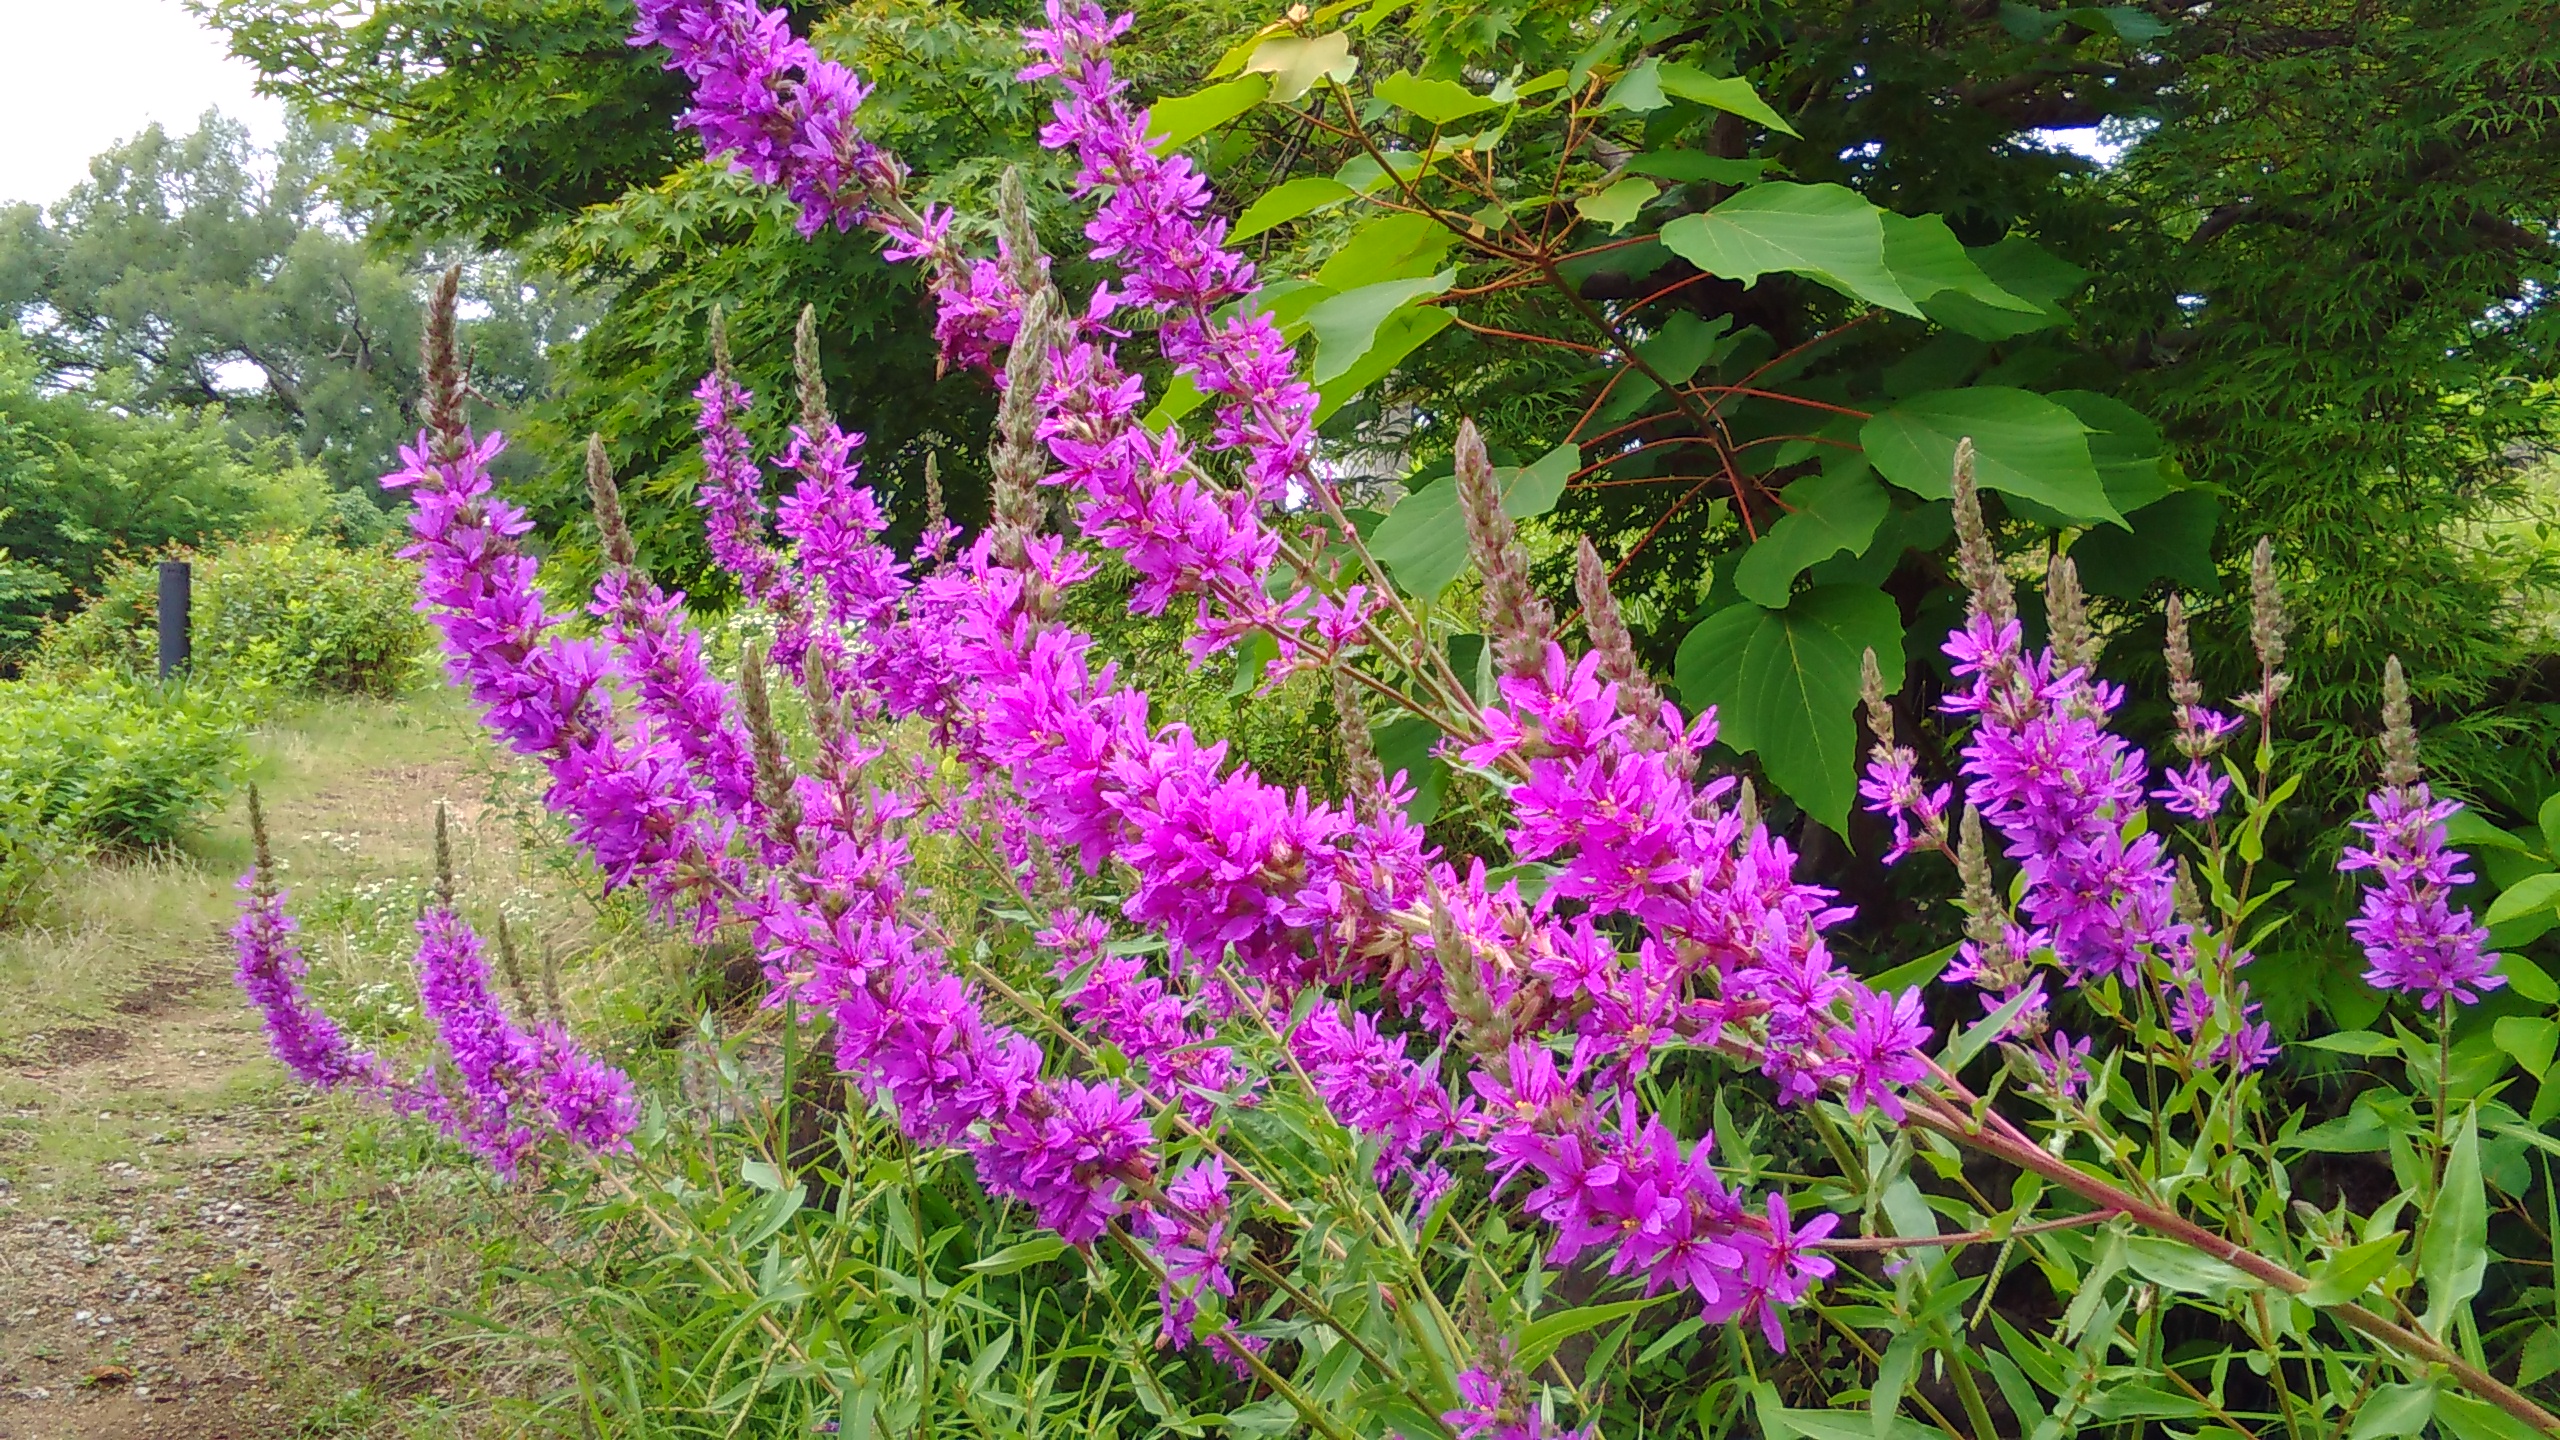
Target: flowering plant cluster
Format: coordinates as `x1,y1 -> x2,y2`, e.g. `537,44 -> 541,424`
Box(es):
231,3 -> 2560,1435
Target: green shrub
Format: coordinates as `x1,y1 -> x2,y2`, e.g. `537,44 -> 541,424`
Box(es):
35,536 -> 428,697
0,679 -> 248,849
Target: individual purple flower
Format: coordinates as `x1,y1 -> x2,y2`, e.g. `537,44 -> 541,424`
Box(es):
1829,985 -> 1932,1121
1701,1192 -> 1838,1352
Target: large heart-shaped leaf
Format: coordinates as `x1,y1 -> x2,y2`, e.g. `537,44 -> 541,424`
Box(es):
1315,212 -> 1458,289
1313,305 -> 1453,421
1673,586 -> 1904,833
1732,469 -> 1889,607
1861,387 -> 2117,524
1660,183 -> 1917,316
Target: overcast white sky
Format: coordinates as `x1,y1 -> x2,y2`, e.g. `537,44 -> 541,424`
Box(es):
0,0 -> 287,210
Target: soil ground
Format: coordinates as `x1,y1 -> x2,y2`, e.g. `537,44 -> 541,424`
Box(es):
0,693 -> 596,1439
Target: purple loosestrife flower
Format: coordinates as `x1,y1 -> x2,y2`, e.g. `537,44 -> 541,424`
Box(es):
693,368 -> 790,608
1699,1192 -> 1838,1351
631,0 -> 883,233
384,431 -> 720,914
412,906 -> 544,1177
1830,986 -> 1932,1122
1041,910 -> 1248,1123
1021,1 -> 1316,504
233,867 -> 385,1093
1942,608 -> 2192,990
2342,660 -> 2499,1009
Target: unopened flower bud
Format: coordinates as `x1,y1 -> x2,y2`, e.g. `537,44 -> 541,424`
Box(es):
2043,549 -> 2097,676
1455,420 -> 1553,679
1573,536 -> 1664,741
1948,438 -> 2015,630
794,303 -> 831,434
2379,654 -> 2419,793
586,434 -> 638,570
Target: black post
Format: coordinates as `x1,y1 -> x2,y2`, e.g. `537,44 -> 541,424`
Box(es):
157,560 -> 191,681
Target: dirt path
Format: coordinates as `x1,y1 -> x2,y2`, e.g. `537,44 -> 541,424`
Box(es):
0,694 -> 572,1438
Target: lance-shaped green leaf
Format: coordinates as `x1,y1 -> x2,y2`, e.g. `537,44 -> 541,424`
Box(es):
1231,176 -> 1359,241
1673,586 -> 1904,833
1305,271 -> 1454,384
2420,1109 -> 2487,1332
2349,1384 -> 2437,1440
1374,70 -> 1500,125
1655,63 -> 1801,136
1660,183 -> 1918,315
1732,469 -> 1889,607
1147,74 -> 1270,152
1861,387 -> 2118,524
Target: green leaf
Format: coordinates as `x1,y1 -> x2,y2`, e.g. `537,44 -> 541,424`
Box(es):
1661,183 -> 1921,316
2122,1236 -> 2256,1298
1369,453 -> 1581,595
1144,371 -> 1209,431
2349,1383 -> 2437,1440
1861,387 -> 2118,524
1313,306 -> 1453,422
2522,1325 -> 2560,1387
1241,32 -> 1354,103
1601,56 -> 1670,114
1370,478 -> 1469,597
1496,443 -> 1578,520
2420,1109 -> 2487,1332
1305,272 -> 1454,384
2096,5 -> 2173,41
2049,389 -> 2172,514
1371,716 -> 1447,822
1654,63 -> 1801,136
2484,871 -> 2560,926
1636,310 -> 1737,387
2499,952 -> 2558,1003
1878,213 -> 2040,313
2493,1016 -> 2559,1079
2071,490 -> 2219,598
1231,177 -> 1359,241
1926,235 -> 2086,339
2302,1030 -> 2399,1057
1626,152 -> 1773,185
2537,790 -> 2560,860
1374,70 -> 1499,125
1762,1409 -> 1942,1440
1576,177 -> 1660,231
2301,1234 -> 2402,1306
1314,212 -> 1458,289
1732,470 -> 1890,607
1515,1297 -> 1666,1371
1672,586 -> 1904,833
966,1235 -> 1068,1274
1944,987 -> 2037,1072
740,1157 -> 786,1192
1147,74 -> 1270,153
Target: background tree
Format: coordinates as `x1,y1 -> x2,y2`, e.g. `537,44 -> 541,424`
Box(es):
0,113 -> 573,496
